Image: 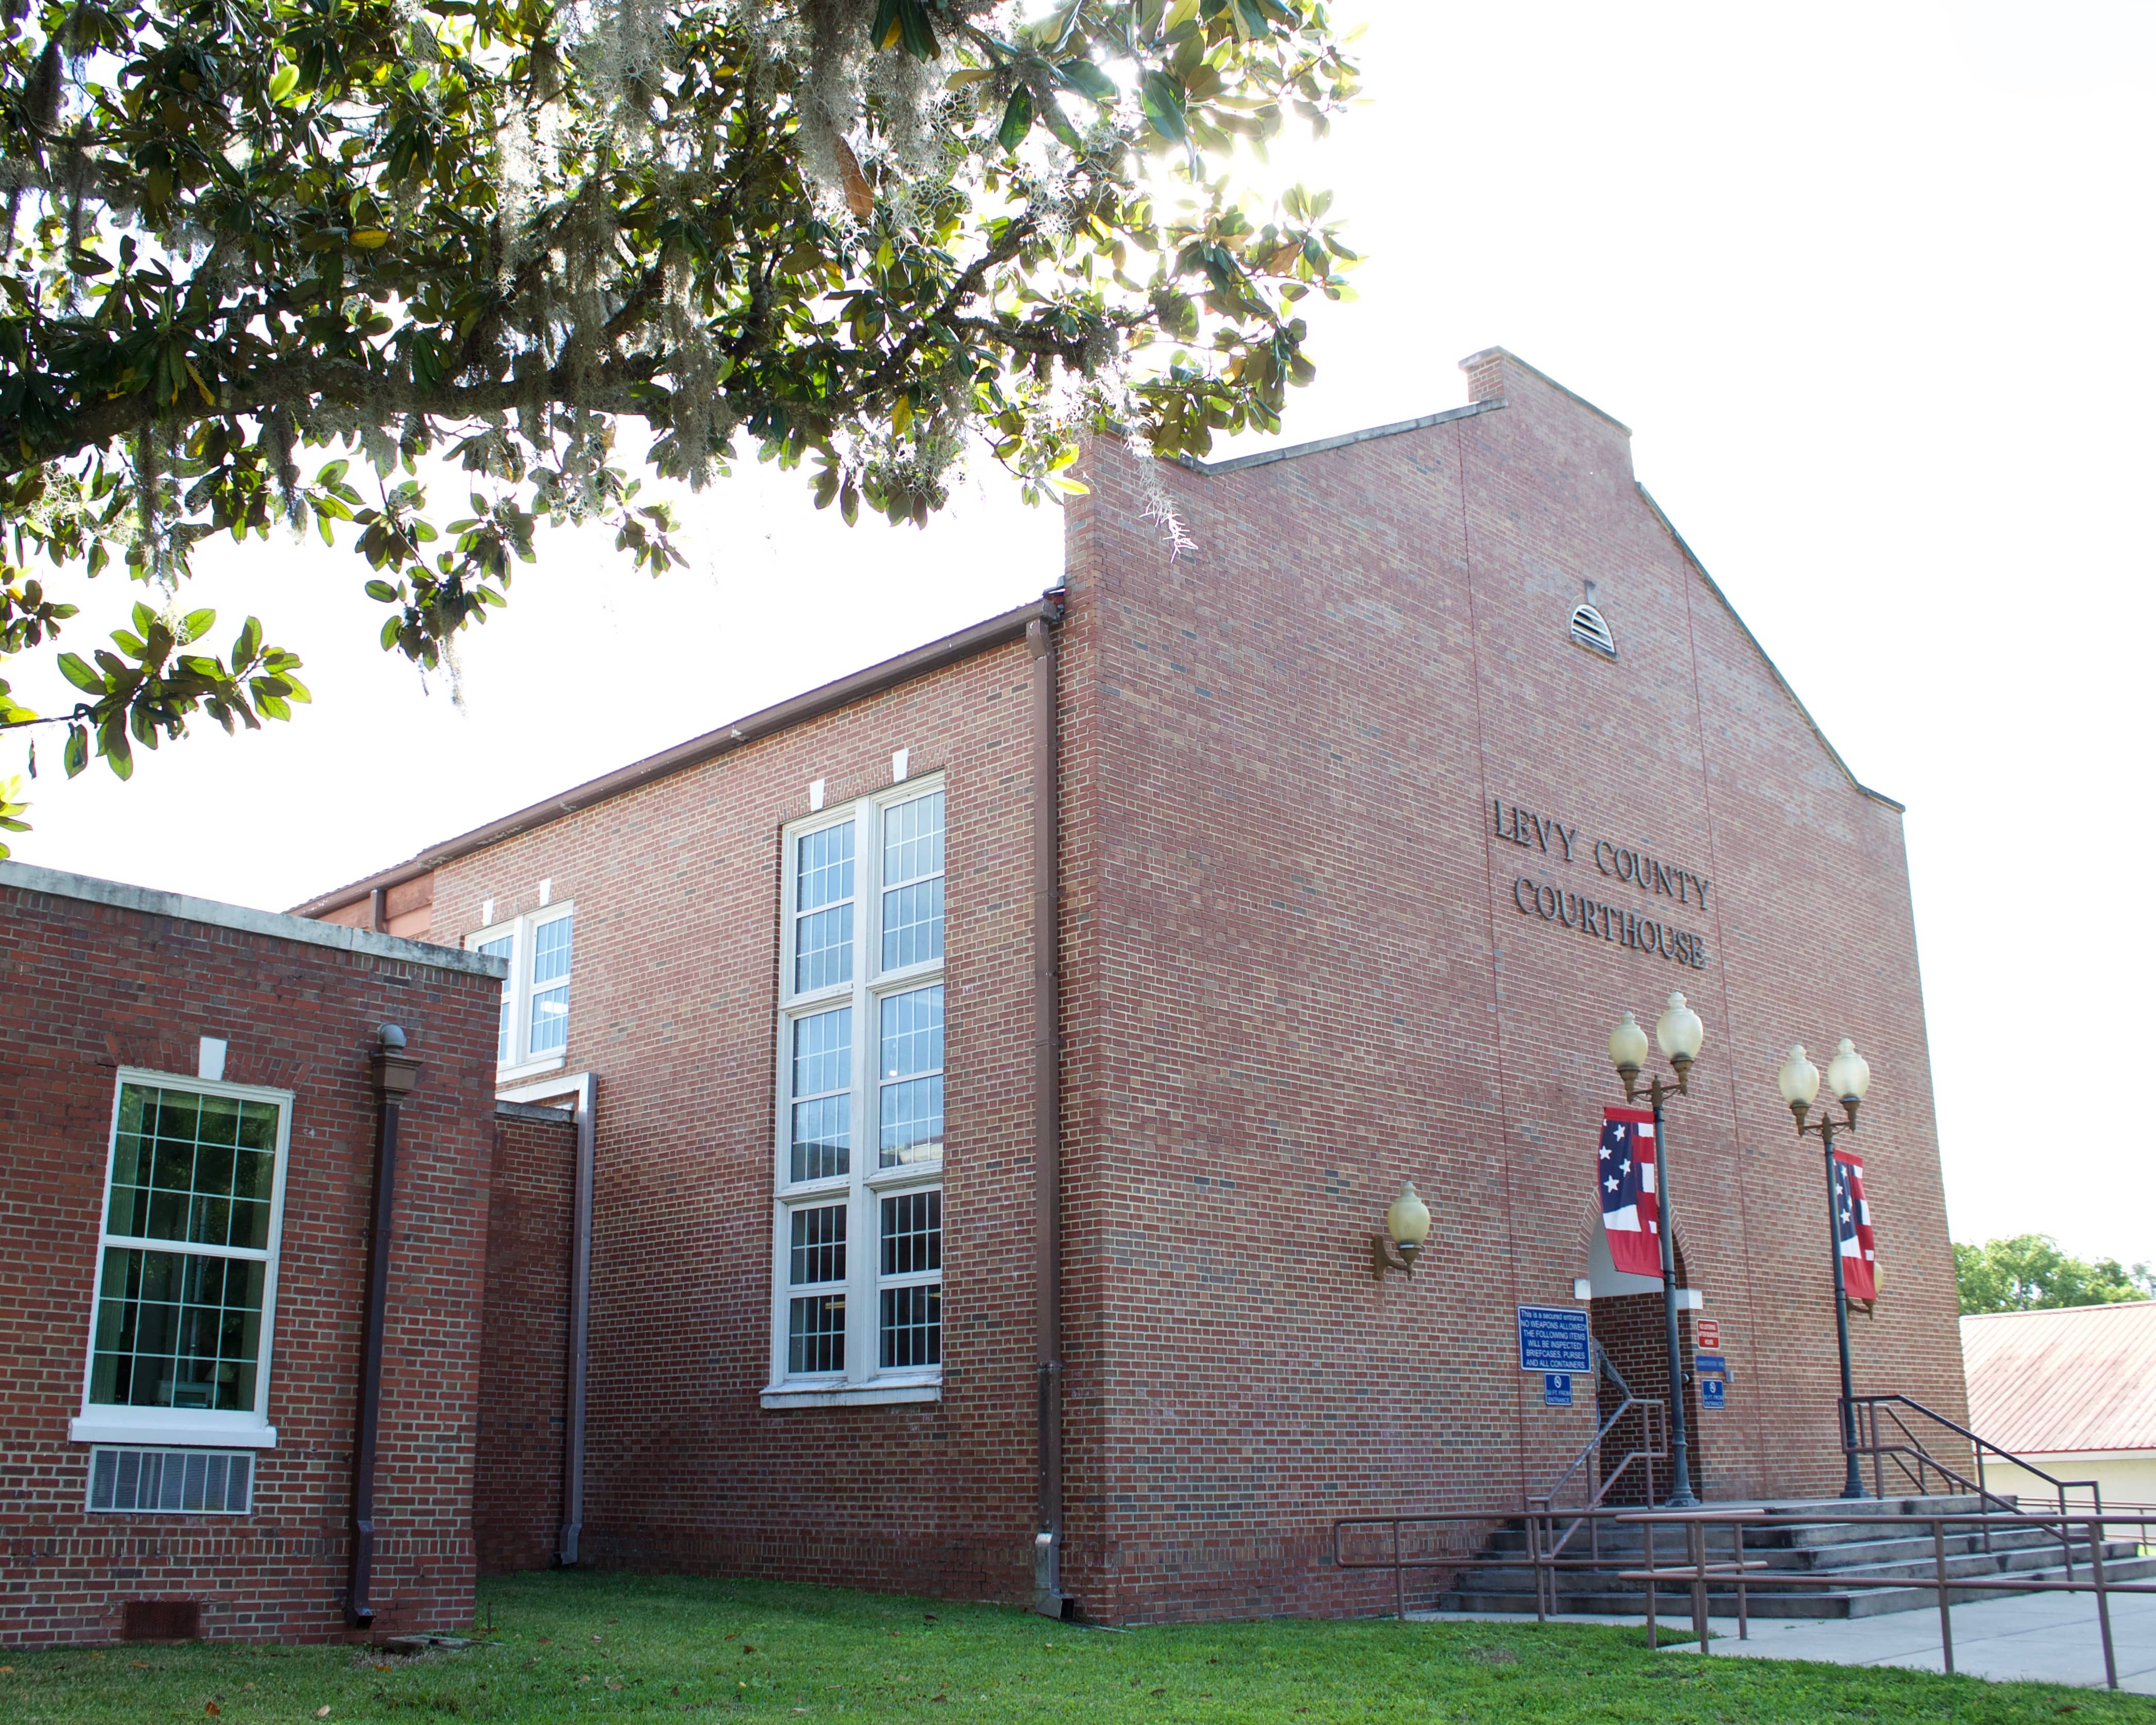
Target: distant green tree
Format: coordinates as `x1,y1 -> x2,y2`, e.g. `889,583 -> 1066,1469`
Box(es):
1955,1235 -> 2156,1315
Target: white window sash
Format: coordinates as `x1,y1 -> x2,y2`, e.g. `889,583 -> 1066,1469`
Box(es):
73,1067 -> 294,1448
771,779 -> 945,1396
469,903 -> 575,1074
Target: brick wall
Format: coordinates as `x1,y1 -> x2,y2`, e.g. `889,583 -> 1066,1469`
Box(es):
1050,348 -> 1959,1619
422,641 -> 1051,1605
474,1107 -> 578,1575
286,348 -> 1959,1625
0,874 -> 501,1643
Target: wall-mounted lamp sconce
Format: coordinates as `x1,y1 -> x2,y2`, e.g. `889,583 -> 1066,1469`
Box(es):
1372,1181 -> 1432,1280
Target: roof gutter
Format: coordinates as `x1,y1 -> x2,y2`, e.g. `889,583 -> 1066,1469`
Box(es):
292,595 -> 1064,919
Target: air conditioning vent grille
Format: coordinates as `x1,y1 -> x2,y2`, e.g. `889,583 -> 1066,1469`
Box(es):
88,1446 -> 254,1514
1569,603 -> 1617,659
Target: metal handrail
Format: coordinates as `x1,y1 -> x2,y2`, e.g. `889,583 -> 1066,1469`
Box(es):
1330,1504 -> 2156,1690
1844,1393 -> 2103,1571
1527,1397 -> 1666,1594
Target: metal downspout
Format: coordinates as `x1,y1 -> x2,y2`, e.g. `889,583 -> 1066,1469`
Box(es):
558,1081 -> 594,1565
1028,609 -> 1068,1619
350,1024 -> 422,1627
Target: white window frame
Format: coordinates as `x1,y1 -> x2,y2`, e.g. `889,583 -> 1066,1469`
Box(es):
467,902 -> 577,1082
765,777 -> 947,1409
71,1068 -> 294,1449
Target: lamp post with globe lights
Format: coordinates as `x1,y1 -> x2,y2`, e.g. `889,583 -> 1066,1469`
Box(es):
1607,991 -> 1707,1508
1776,1037 -> 1876,1500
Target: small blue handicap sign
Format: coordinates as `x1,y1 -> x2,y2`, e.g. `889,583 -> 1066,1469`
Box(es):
1700,1376 -> 1727,1411
1543,1372 -> 1572,1407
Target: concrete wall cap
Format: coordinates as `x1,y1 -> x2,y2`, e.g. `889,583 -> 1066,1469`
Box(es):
0,859 -> 508,978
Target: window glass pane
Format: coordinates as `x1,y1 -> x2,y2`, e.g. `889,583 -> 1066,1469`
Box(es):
879,1285 -> 941,1369
477,932 -> 516,1063
532,915 -> 573,986
878,986 -> 944,1167
880,1190 -> 942,1275
880,792 -> 945,970
881,879 -> 944,971
89,1248 -> 266,1412
787,1294 -> 845,1374
796,823 -> 856,911
795,905 -> 854,993
792,1006 -> 852,1096
790,1008 -> 852,1181
882,790 -> 944,885
106,1084 -> 278,1249
794,823 -> 856,992
529,984 -> 570,1054
789,1204 -> 847,1285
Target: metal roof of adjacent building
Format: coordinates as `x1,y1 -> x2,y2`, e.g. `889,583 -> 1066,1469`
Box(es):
1961,1302 -> 2156,1455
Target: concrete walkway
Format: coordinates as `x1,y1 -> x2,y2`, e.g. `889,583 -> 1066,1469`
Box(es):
1419,1591 -> 2156,1694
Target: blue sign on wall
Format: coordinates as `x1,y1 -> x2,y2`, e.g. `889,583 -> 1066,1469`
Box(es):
1544,1372 -> 1573,1407
1700,1376 -> 1727,1411
1517,1305 -> 1592,1375
1694,1353 -> 1729,1378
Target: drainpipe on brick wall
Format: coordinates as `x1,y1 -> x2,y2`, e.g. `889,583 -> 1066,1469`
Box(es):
1028,606 -> 1069,1619
350,1024 -> 422,1628
557,1076 -> 594,1566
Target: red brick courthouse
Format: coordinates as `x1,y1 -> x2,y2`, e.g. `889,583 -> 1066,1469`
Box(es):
1,348 -> 1961,1637
290,349 -> 1964,1622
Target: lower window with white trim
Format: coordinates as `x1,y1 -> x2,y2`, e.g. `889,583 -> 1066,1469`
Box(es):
70,1072 -> 292,1449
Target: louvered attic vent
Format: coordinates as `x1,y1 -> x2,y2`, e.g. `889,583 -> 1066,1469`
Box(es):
1569,603 -> 1617,659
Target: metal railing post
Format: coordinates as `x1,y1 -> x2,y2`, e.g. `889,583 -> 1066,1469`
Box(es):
1394,1519 -> 1405,1623
1734,1521 -> 1749,1640
1643,1516 -> 1659,1650
2088,1515 -> 2118,1691
1689,1519 -> 1709,1655
1931,1516 -> 1954,1675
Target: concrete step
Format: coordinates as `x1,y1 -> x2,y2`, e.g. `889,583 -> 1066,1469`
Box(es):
1435,1551 -> 2156,1621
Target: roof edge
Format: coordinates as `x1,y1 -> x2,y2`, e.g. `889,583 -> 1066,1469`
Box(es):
291,593 -> 1064,918
1635,484 -> 1906,814
1460,347 -> 1632,436
1171,398 -> 1506,476
1964,1300 -> 2156,1321
1,859 -> 506,977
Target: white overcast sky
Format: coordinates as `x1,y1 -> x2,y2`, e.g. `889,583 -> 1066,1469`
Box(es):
12,3 -> 2152,1263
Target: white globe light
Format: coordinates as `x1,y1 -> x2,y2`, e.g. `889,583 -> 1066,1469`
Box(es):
1827,1038 -> 1872,1106
1657,992 -> 1705,1064
1609,1011 -> 1650,1077
1778,1045 -> 1821,1110
1387,1181 -> 1433,1248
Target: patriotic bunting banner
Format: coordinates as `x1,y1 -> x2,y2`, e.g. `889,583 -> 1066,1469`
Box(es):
1833,1149 -> 1878,1302
1598,1106 -> 1662,1277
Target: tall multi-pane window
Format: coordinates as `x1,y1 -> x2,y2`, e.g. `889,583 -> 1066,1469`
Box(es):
465,904 -> 575,1074
72,1074 -> 291,1448
771,779 -> 945,1403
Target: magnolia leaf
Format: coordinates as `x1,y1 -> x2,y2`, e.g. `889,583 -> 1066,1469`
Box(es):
998,86 -> 1035,152
833,136 -> 875,219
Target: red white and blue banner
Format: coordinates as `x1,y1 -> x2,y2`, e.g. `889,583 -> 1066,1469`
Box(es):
1598,1105 -> 1662,1277
1833,1149 -> 1878,1302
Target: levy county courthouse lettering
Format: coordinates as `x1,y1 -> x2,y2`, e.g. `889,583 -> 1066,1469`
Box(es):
265,348 -> 1962,1622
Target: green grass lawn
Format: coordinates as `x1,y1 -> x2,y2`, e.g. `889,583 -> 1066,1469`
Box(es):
4,1569 -> 2149,1723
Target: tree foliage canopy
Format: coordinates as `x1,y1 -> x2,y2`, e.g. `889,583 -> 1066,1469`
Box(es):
1955,1235 -> 2156,1315
0,0 -> 1360,851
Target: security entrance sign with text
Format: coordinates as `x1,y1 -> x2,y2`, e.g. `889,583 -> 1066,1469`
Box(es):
1518,1306 -> 1591,1376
